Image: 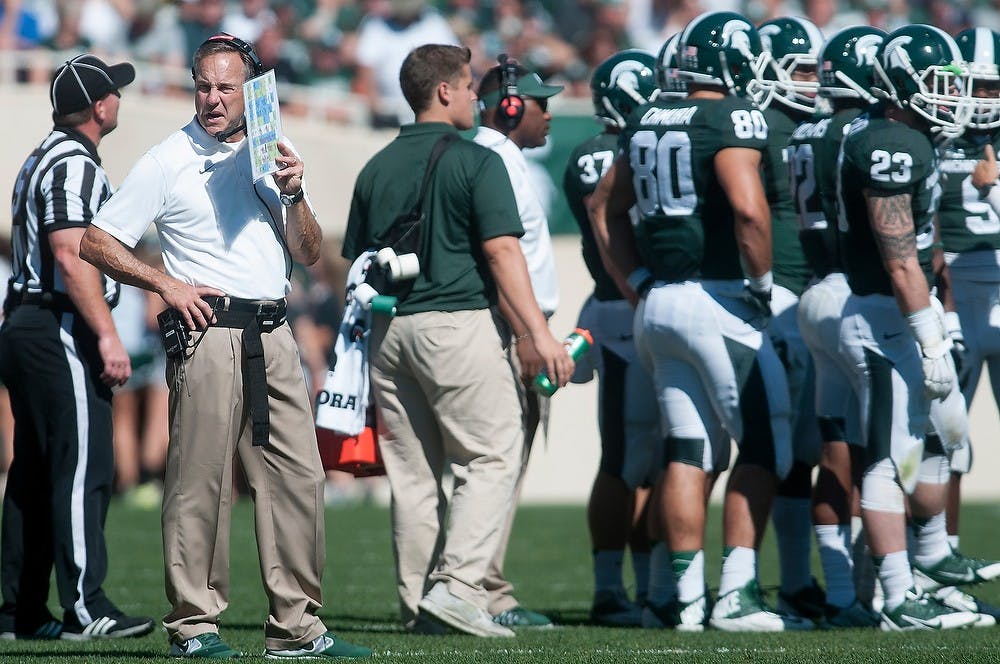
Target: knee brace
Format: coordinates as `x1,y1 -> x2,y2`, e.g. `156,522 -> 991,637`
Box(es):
860,458 -> 905,514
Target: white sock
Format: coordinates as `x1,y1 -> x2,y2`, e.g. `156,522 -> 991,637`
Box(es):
773,496 -> 814,593
850,515 -> 864,546
719,546 -> 757,597
631,550 -> 651,601
948,534 -> 960,551
877,550 -> 913,611
911,512 -> 951,569
647,542 -> 677,605
593,549 -> 625,592
815,524 -> 855,608
672,550 -> 705,603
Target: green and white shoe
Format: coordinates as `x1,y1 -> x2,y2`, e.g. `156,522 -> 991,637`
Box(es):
932,586 -> 999,628
912,550 -> 1000,591
492,606 -> 553,629
264,631 -> 371,659
169,633 -> 241,659
879,587 -> 980,631
709,580 -> 814,632
675,595 -> 708,632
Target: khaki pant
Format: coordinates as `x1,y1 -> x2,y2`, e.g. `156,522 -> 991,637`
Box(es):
483,312 -> 541,615
369,309 -> 524,625
161,324 -> 327,650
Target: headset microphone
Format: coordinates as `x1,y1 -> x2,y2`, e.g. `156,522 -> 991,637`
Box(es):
497,54 -> 524,131
215,120 -> 247,142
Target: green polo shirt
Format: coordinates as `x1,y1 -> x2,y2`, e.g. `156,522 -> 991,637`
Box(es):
343,123 -> 524,315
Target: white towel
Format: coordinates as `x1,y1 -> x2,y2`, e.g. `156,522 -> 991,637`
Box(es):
316,251 -> 377,436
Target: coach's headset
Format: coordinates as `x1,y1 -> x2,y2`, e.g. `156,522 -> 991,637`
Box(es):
192,33 -> 266,142
493,54 -> 524,131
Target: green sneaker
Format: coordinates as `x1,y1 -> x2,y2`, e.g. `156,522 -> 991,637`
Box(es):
710,580 -> 814,632
913,551 -> 1000,591
879,587 -> 980,631
492,606 -> 553,629
169,633 -> 241,658
264,631 -> 371,659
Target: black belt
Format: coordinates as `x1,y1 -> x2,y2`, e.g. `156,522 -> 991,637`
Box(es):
203,296 -> 287,447
20,291 -> 76,312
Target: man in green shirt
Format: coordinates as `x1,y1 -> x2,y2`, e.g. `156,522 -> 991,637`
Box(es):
342,43 -> 572,638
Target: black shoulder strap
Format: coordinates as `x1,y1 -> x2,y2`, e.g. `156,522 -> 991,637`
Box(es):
411,132 -> 459,216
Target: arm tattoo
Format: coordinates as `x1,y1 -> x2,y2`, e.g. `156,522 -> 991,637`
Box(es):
867,192 -> 917,263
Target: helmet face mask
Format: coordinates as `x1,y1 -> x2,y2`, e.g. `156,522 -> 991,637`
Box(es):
873,24 -> 972,134
591,49 -> 660,129
955,27 -> 1000,131
657,33 -> 688,100
677,11 -> 770,105
758,16 -> 824,113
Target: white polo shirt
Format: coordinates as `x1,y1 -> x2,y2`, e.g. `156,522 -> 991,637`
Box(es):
473,126 -> 559,316
93,117 -> 310,300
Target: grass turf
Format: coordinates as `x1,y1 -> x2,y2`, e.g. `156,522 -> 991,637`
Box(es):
2,499 -> 999,662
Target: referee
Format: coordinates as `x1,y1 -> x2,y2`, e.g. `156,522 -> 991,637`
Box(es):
0,54 -> 153,641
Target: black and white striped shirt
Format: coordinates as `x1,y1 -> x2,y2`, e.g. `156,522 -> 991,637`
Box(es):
8,126 -> 119,306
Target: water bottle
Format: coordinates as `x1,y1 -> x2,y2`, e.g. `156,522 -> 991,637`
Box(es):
535,328 -> 593,397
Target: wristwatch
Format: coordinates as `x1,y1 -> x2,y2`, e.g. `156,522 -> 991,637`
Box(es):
279,188 -> 304,206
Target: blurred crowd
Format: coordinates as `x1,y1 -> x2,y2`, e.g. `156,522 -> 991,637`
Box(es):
5,0 -> 1000,127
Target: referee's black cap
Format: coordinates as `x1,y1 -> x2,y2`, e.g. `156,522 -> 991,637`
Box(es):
50,54 -> 135,115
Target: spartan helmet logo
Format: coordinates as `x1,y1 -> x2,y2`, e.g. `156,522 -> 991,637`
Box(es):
854,34 -> 882,67
883,35 -> 913,70
757,23 -> 780,51
609,60 -> 646,95
721,19 -> 754,56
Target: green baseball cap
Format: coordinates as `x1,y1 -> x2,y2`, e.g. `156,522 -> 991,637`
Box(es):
478,71 -> 564,108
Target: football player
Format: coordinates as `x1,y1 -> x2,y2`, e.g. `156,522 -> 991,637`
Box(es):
835,23 -> 980,630
924,25 -> 1000,612
757,15 -> 828,623
563,48 -> 661,627
596,11 -> 810,632
787,25 -> 887,628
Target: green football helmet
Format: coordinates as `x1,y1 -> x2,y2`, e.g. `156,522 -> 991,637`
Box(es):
591,49 -> 659,129
656,33 -> 687,100
818,25 -> 886,104
758,16 -> 824,113
873,24 -> 971,133
677,11 -> 769,104
955,27 -> 1000,130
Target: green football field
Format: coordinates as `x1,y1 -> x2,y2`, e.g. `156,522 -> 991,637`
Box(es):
2,499 -> 1000,663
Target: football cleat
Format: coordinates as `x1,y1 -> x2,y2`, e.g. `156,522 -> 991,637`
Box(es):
710,580 -> 814,632
879,587 -> 980,631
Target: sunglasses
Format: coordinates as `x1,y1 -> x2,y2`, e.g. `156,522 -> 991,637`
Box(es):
532,97 -> 548,112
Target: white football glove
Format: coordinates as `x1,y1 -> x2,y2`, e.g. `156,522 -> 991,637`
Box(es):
906,307 -> 955,401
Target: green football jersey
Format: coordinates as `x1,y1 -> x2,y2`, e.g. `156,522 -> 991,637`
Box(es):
562,131 -> 622,301
620,96 -> 769,282
936,130 -> 1000,254
786,108 -> 861,278
762,107 -> 811,295
838,107 -> 938,296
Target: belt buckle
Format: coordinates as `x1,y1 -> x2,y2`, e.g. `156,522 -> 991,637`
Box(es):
256,301 -> 278,316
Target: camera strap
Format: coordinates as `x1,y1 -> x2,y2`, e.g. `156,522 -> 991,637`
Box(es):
378,132 -> 459,257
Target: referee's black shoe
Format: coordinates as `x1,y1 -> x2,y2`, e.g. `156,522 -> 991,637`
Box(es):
60,611 -> 155,640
